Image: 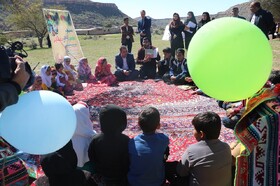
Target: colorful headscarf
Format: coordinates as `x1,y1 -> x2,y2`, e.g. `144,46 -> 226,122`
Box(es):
77,57 -> 91,76
95,57 -> 111,74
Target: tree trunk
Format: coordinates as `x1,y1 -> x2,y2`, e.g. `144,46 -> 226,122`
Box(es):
38,36 -> 43,48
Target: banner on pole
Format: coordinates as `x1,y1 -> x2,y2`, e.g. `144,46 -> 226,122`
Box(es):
43,9 -> 83,64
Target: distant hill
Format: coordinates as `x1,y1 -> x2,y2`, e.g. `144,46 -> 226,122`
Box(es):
44,0 -> 137,29
0,1 -> 253,31
0,0 -> 136,31
215,2 -> 251,19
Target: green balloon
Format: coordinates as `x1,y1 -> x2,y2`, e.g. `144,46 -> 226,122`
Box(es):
188,17 -> 272,101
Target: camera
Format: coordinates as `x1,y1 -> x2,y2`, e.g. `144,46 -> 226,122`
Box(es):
0,41 -> 34,90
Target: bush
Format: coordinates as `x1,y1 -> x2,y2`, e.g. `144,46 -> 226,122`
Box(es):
154,29 -> 163,35
27,40 -> 38,49
0,33 -> 8,45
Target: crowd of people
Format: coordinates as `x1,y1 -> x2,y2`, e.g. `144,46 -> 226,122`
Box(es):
0,1 -> 279,186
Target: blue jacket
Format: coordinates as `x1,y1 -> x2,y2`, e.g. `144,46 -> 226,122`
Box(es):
115,53 -> 136,72
138,17 -> 151,36
170,58 -> 189,80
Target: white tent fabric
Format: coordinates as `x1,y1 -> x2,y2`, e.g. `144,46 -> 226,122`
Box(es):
162,24 -> 170,40
162,21 -> 185,41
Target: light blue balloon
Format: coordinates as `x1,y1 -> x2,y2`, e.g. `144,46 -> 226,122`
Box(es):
0,90 -> 76,154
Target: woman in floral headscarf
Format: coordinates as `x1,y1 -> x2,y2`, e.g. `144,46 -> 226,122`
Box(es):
94,57 -> 117,86
77,57 -> 95,83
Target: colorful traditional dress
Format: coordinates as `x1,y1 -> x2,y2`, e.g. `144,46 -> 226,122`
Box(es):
234,86 -> 280,186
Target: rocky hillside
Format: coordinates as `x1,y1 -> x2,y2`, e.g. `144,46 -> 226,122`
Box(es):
0,0 -> 135,31
215,2 -> 251,20
44,0 -> 137,29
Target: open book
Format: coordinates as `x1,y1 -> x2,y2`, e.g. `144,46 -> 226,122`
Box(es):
145,48 -> 158,58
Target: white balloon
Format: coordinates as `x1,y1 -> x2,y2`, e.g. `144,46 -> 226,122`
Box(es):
0,90 -> 76,154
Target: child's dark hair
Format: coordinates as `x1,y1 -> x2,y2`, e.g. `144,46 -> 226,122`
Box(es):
54,63 -> 63,70
269,70 -> 280,85
138,107 -> 160,133
192,111 -> 221,140
176,48 -> 185,56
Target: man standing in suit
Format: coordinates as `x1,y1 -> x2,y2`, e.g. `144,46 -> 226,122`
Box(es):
114,46 -> 139,81
138,10 -> 152,46
232,7 -> 246,20
250,1 -> 275,39
121,18 -> 134,53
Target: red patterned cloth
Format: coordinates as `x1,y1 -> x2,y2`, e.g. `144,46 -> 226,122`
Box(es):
67,80 -> 235,161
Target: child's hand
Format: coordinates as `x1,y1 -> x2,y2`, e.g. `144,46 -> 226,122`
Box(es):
226,108 -> 235,118
185,77 -> 193,82
171,76 -> 176,81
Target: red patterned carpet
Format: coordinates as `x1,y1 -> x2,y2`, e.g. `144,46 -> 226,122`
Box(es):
67,79 -> 236,161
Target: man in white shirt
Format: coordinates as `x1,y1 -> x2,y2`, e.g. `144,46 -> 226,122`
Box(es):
114,46 -> 139,81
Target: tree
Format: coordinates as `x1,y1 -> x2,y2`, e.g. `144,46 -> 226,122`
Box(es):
253,0 -> 280,21
1,0 -> 47,48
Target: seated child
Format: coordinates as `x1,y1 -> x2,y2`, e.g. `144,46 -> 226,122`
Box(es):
163,48 -> 193,85
40,140 -> 89,186
95,57 -> 118,86
218,100 -> 245,130
63,56 -> 83,91
127,107 -> 169,186
63,56 -> 77,81
55,63 -> 74,96
72,101 -> 96,168
88,104 -> 129,185
176,111 -> 232,186
157,47 -> 174,77
218,70 -> 280,130
40,65 -> 52,90
29,75 -> 43,91
77,57 -> 95,83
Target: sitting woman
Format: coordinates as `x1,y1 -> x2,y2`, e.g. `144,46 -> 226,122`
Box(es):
95,57 -> 118,86
55,63 -> 74,96
77,57 -> 95,83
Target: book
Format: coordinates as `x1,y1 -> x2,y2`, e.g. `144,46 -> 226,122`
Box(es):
145,48 -> 158,58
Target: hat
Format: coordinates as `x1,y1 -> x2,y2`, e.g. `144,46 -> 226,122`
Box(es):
162,47 -> 171,53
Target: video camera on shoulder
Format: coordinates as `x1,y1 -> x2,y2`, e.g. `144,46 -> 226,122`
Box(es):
0,41 -> 34,90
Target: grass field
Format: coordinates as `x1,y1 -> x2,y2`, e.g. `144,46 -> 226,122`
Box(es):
23,34 -> 280,73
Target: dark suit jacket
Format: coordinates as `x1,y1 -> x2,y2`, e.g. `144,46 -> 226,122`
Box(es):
250,8 -> 275,38
138,16 -> 151,37
121,24 -> 134,44
115,53 -> 136,72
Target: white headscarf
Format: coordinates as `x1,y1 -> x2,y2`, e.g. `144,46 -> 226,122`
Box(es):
72,101 -> 96,167
40,65 -> 52,87
63,56 -> 77,78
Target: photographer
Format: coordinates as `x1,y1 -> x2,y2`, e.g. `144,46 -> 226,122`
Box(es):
0,56 -> 30,112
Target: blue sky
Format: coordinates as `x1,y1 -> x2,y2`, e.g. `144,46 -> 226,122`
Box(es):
93,0 -> 249,19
